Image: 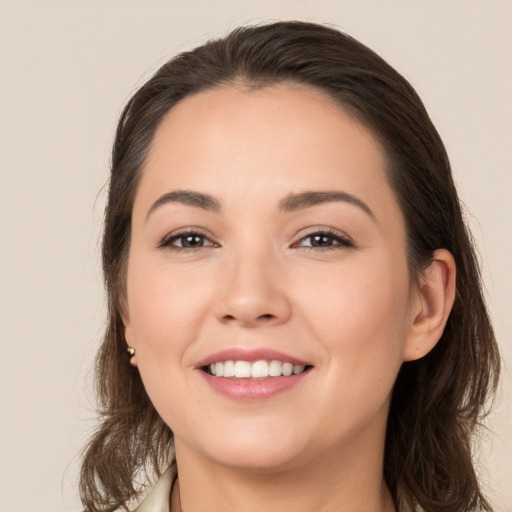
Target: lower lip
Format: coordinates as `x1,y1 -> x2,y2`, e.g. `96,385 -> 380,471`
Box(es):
199,370 -> 310,400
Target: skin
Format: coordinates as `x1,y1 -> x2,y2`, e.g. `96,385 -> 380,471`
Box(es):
124,84 -> 456,512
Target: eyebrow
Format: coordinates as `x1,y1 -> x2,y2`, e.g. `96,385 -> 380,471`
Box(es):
279,190 -> 376,219
146,189 -> 375,221
146,190 -> 221,221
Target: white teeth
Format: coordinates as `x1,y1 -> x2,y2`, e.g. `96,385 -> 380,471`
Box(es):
282,362 -> 293,376
207,360 -> 309,379
251,360 -> 269,378
234,361 -> 252,378
223,360 -> 235,377
293,365 -> 305,375
268,360 -> 283,376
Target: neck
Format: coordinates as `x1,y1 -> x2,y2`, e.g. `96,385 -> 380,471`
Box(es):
171,429 -> 395,512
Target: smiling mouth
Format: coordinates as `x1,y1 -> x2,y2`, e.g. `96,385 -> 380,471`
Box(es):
202,360 -> 313,379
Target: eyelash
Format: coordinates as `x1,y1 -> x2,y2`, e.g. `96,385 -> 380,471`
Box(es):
158,228 -> 354,252
292,228 -> 354,251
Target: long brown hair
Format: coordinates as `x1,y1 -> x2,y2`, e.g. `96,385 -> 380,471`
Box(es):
80,21 -> 500,511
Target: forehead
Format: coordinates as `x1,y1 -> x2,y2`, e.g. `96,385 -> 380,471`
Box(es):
136,83 -> 397,221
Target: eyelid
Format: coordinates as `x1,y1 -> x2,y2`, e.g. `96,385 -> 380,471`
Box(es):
157,226 -> 354,251
291,227 -> 354,250
158,227 -> 219,250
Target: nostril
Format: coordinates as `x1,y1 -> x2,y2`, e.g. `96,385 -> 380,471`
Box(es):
220,311 -> 282,326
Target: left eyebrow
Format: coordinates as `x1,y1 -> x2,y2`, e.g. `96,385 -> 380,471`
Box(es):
279,190 -> 376,220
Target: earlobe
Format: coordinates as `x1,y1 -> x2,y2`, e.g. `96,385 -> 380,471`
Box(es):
403,249 -> 456,362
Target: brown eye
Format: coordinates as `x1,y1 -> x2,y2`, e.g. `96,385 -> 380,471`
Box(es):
160,231 -> 216,250
295,230 -> 354,251
308,234 -> 336,247
178,234 -> 207,248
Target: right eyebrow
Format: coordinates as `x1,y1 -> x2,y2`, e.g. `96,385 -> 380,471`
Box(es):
145,190 -> 221,222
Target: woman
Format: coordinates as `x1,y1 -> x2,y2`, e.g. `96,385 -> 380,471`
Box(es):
80,21 -> 500,512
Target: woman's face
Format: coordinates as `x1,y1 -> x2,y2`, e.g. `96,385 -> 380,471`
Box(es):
124,84 -> 421,472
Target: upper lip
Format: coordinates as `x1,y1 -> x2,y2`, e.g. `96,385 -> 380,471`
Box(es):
195,348 -> 312,368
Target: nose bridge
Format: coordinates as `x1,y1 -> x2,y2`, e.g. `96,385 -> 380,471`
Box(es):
215,237 -> 290,327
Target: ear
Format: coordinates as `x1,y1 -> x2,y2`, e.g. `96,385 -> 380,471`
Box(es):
403,249 -> 456,362
120,301 -> 138,367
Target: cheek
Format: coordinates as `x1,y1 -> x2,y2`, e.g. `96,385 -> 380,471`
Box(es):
298,256 -> 411,400
125,257 -> 217,428
125,253 -> 215,367
303,253 -> 409,330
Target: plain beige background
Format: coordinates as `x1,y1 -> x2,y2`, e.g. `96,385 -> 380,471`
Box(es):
0,1 -> 510,511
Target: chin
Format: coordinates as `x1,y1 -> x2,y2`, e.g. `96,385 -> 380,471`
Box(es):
188,422 -> 313,473
209,444 -> 306,473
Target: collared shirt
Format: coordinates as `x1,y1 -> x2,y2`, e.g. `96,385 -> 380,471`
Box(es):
133,466 -> 175,512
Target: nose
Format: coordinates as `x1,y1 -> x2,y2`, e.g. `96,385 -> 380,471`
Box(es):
214,251 -> 292,328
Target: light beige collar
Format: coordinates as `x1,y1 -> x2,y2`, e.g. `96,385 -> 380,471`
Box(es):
133,466 -> 176,512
